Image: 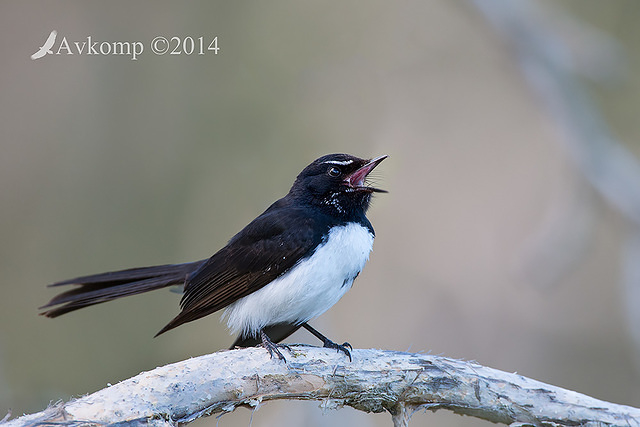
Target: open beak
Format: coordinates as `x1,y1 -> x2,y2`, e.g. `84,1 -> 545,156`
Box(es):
344,155 -> 388,193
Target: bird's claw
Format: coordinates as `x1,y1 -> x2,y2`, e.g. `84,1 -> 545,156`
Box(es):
323,339 -> 352,361
260,330 -> 290,362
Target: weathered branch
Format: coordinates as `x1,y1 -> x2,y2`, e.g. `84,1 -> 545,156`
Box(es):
4,346 -> 639,426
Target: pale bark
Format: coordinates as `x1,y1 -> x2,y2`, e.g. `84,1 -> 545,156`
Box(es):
4,346 -> 639,426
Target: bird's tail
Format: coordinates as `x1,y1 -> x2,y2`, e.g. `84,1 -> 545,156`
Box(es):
39,260 -> 206,318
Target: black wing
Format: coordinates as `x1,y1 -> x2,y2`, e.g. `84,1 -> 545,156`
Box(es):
155,202 -> 322,336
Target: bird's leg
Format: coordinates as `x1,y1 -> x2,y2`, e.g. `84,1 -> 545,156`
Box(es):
302,323 -> 352,361
260,329 -> 290,361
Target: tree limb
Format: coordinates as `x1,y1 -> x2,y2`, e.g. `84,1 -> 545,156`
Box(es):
4,346 -> 639,426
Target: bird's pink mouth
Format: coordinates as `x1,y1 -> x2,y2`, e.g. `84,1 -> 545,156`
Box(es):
344,155 -> 388,193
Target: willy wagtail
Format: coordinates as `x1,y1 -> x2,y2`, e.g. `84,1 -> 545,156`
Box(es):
40,153 -> 387,361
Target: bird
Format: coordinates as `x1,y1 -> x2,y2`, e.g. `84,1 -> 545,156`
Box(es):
40,153 -> 387,361
31,30 -> 57,60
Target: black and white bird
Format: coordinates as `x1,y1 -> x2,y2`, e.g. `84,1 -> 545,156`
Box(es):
40,153 -> 387,361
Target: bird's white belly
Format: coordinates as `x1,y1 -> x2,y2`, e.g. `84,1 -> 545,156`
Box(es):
223,222 -> 374,337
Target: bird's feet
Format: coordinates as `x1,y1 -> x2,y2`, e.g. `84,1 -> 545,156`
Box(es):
322,339 -> 353,362
302,323 -> 352,361
260,330 -> 290,362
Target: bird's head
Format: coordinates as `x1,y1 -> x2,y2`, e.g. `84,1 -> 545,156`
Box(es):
290,154 -> 387,216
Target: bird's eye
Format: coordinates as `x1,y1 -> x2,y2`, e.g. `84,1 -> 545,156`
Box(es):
327,167 -> 341,177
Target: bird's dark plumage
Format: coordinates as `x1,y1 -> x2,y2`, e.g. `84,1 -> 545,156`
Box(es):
156,203 -> 323,336
41,261 -> 204,318
40,153 -> 387,359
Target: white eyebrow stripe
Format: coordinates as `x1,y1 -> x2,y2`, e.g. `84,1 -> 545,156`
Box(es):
322,160 -> 354,166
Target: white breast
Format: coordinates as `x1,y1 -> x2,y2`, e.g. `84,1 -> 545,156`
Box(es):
223,222 -> 375,338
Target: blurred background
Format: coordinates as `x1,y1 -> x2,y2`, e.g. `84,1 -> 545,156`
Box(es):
2,1 -> 640,425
